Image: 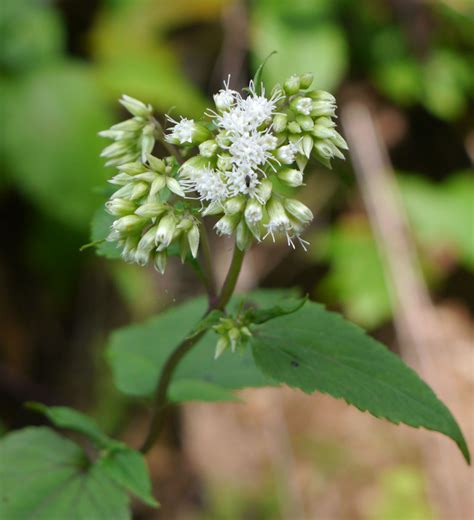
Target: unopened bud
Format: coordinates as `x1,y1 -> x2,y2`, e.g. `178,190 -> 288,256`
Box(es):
105,198 -> 136,216
224,196 -> 245,215
299,73 -> 314,89
236,220 -> 253,251
284,74 -> 301,95
214,214 -> 240,236
199,139 -> 218,157
166,177 -> 185,197
146,154 -> 166,173
287,121 -> 302,134
119,95 -> 152,118
113,215 -> 145,233
154,251 -> 167,274
156,213 -> 176,247
135,202 -> 167,218
272,113 -> 288,133
187,224 -> 200,258
278,167 -> 303,187
284,198 -> 313,224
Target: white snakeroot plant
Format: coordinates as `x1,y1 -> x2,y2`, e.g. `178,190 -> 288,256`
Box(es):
98,73 -> 348,274
1,69 -> 467,520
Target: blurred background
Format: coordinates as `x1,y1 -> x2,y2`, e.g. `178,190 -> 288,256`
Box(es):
1,0 -> 473,518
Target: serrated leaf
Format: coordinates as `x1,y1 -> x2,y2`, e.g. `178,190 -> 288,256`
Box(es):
106,290 -> 290,399
0,427 -> 130,520
27,403 -> 113,448
251,302 -> 470,464
98,448 -> 158,508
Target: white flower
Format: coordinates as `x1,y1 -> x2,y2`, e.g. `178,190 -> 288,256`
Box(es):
181,165 -> 229,202
276,143 -> 297,165
294,97 -> 313,116
166,117 -> 196,144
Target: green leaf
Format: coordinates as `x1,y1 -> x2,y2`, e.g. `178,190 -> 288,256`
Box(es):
106,290 -> 290,398
0,427 -> 130,520
251,302 -> 470,463
26,402 -> 113,449
251,1 -> 347,91
168,379 -> 240,403
252,51 -> 277,95
98,448 -> 158,508
2,65 -> 112,230
247,295 -> 308,324
314,218 -> 392,329
90,206 -> 122,259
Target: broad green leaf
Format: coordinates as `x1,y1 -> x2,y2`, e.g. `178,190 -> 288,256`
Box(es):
2,65 -> 112,230
168,379 -> 240,403
106,290 -> 290,398
99,448 -> 158,508
251,302 -> 470,463
27,402 -> 112,448
0,427 -> 130,520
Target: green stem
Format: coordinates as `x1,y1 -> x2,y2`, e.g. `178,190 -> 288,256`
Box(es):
140,243 -> 246,453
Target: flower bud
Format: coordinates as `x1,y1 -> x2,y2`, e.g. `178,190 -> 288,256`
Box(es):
130,181 -> 149,201
166,177 -> 185,197
302,135 -> 314,158
100,141 -> 129,159
236,220 -> 253,251
296,115 -> 314,132
187,224 -> 200,258
266,197 -> 290,235
276,144 -> 297,165
156,213 -> 176,247
117,162 -> 147,175
217,154 -> 232,172
224,196 -> 245,215
244,199 -> 263,239
272,113 -> 288,133
214,214 -> 240,236
287,121 -> 302,134
214,335 -> 229,359
299,73 -> 314,89
214,89 -> 236,111
330,131 -> 349,150
199,139 -> 218,157
119,95 -> 152,118
154,251 -> 167,274
105,198 -> 136,216
310,101 -> 336,118
284,74 -> 301,95
110,173 -> 133,185
202,200 -> 224,216
255,178 -> 273,203
309,90 -> 336,103
284,198 -> 313,224
146,154 -> 166,173
149,175 -> 166,196
113,215 -> 145,233
135,202 -> 167,219
291,97 -> 313,116
278,167 -> 303,187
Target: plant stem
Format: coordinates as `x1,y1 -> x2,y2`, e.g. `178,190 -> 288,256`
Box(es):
200,224 -> 218,306
140,243 -> 246,453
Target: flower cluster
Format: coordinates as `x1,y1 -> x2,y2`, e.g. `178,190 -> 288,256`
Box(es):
212,315 -> 252,359
99,74 -> 346,270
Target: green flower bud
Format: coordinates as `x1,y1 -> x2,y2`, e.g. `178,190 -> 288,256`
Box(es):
187,224 -> 200,258
224,196 -> 245,215
166,177 -> 185,197
291,96 -> 313,116
130,181 -> 149,201
113,215 -> 145,233
149,175 -> 166,196
287,121 -> 302,134
202,200 -> 224,216
214,213 -> 240,236
310,101 -> 336,118
236,220 -> 253,251
278,167 -> 303,187
302,135 -> 314,158
272,113 -> 288,133
118,162 -> 148,175
119,95 -> 153,118
135,202 -> 167,219
299,72 -> 314,89
255,178 -> 273,203
330,131 -> 349,150
283,198 -> 313,224
105,198 -> 136,216
154,251 -> 167,274
199,139 -> 218,158
217,154 -> 232,171
309,90 -> 336,103
244,199 -> 263,239
284,74 -> 301,95
214,335 -> 229,359
296,115 -> 314,131
156,213 -> 176,247
146,154 -> 166,173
